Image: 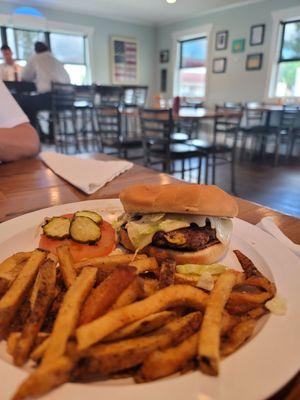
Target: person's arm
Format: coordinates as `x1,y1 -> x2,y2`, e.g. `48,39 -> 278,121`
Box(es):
21,58 -> 36,82
0,123 -> 40,162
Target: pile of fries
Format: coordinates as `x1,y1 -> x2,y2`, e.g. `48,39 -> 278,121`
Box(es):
0,246 -> 276,400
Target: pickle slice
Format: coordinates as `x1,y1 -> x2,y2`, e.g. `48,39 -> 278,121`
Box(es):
74,210 -> 102,225
70,216 -> 101,244
43,217 -> 71,240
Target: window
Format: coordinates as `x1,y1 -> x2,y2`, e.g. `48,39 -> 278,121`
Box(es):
275,20 -> 300,97
50,32 -> 87,85
0,26 -> 89,84
178,36 -> 207,98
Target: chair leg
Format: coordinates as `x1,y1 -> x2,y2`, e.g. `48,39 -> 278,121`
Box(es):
181,159 -> 185,180
231,151 -> 237,195
197,156 -> 202,184
212,154 -> 216,184
274,134 -> 280,167
204,155 -> 209,184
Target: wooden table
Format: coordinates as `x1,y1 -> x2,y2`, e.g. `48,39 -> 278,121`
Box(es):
0,153 -> 299,399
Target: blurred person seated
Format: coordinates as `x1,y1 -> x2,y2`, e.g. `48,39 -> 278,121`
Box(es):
0,44 -> 23,81
0,80 -> 40,162
19,41 -> 70,127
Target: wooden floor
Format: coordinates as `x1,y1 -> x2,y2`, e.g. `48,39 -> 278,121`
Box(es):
41,144 -> 300,218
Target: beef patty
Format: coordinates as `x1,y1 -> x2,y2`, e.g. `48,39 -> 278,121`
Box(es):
152,223 -> 219,252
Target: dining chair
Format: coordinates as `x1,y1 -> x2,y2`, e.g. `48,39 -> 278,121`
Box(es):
289,108 -> 300,160
140,108 -> 202,182
51,83 -> 80,153
240,102 -> 266,160
122,86 -> 148,138
74,84 -> 97,151
96,85 -> 124,106
187,105 -> 242,193
274,104 -> 299,165
94,104 -> 143,159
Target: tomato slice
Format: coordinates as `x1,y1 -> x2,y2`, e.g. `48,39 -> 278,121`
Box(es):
39,216 -> 116,262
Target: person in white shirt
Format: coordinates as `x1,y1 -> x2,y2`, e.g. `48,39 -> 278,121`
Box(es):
0,44 -> 22,81
22,41 -> 70,93
17,41 -> 70,127
0,80 -> 40,162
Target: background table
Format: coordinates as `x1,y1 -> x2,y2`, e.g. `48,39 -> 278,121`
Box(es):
0,153 -> 299,399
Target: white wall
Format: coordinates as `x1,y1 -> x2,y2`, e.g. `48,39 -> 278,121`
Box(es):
156,0 -> 300,106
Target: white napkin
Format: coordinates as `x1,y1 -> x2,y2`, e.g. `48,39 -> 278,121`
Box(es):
40,151 -> 133,195
257,216 -> 300,258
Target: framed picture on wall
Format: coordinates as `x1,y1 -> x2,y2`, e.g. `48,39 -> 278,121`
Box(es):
232,38 -> 245,53
246,53 -> 263,70
161,69 -> 167,92
212,57 -> 227,73
111,36 -> 139,84
160,50 -> 169,63
215,30 -> 228,50
250,24 -> 265,46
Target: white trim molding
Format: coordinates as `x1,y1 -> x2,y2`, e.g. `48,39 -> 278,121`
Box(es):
265,5 -> 300,101
171,23 -> 213,99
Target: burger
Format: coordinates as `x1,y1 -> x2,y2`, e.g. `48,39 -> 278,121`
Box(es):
117,183 -> 238,264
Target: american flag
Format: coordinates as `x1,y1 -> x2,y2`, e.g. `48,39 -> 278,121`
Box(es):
113,39 -> 137,83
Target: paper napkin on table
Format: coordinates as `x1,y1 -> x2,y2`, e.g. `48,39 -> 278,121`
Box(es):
40,151 -> 133,195
257,216 -> 300,258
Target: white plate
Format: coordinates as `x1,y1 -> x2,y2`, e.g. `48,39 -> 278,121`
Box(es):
0,199 -> 300,400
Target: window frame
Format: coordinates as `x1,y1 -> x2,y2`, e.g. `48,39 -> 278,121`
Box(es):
179,36 -> 207,69
278,19 -> 300,63
0,24 -> 89,84
171,24 -> 212,100
265,6 -> 300,101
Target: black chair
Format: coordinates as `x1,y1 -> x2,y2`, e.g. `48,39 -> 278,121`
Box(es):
94,104 -> 142,159
140,108 -> 202,182
240,102 -> 267,160
96,85 -> 124,106
187,105 -> 242,193
289,108 -> 300,159
51,83 -> 79,153
74,85 -> 97,151
274,104 -> 299,165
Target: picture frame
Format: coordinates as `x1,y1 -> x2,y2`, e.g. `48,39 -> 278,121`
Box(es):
110,36 -> 139,84
215,30 -> 228,51
232,38 -> 245,53
246,53 -> 263,70
160,50 -> 169,63
250,24 -> 265,46
212,57 -> 227,73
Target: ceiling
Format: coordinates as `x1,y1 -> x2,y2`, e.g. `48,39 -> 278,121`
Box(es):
6,0 -> 266,26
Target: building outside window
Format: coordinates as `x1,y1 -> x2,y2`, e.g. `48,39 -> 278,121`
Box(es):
275,19 -> 300,97
0,26 -> 89,84
177,36 -> 207,98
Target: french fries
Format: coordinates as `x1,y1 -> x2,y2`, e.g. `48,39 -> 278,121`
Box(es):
42,267 -> 97,365
221,319 -> 256,357
12,356 -> 74,400
1,246 -> 276,399
75,312 -> 202,378
76,284 -> 208,350
198,270 -> 237,376
56,245 -> 77,288
13,259 -> 56,366
0,252 -> 32,296
110,276 -> 143,309
136,332 -> 198,382
74,254 -> 147,273
104,310 -> 177,341
79,265 -> 136,325
0,250 -> 46,339
159,259 -> 176,288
